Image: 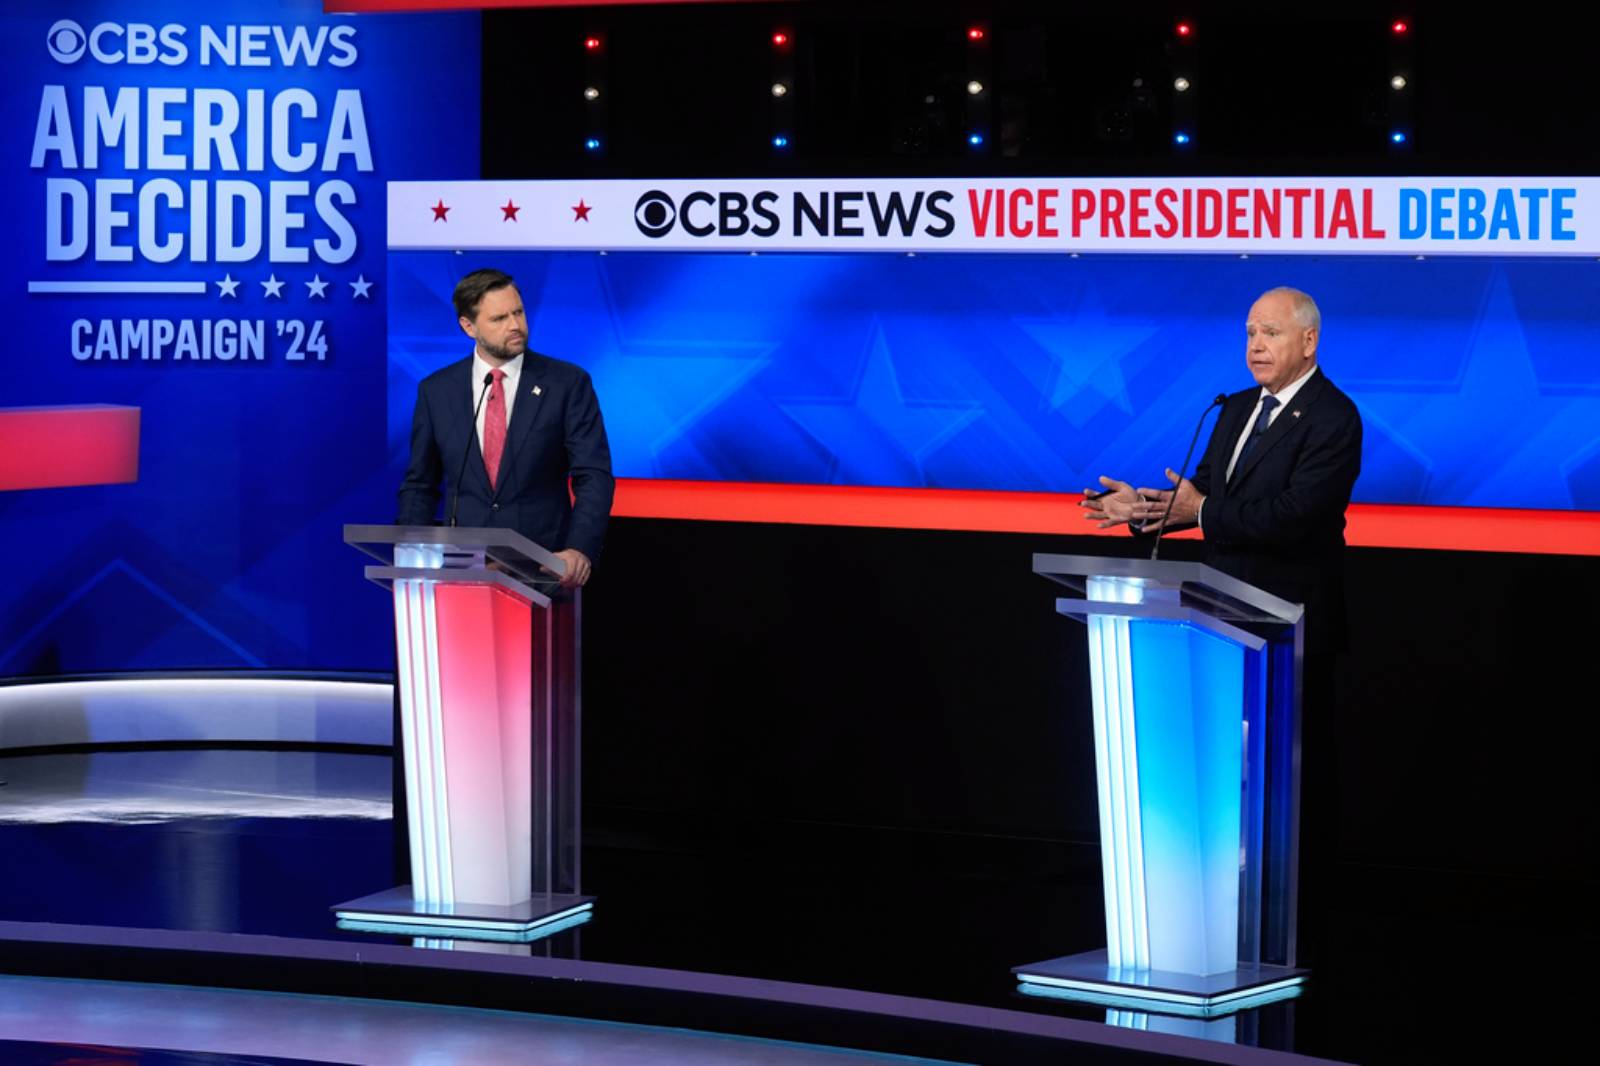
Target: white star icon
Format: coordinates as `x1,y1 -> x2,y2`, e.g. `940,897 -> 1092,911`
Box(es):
349,275 -> 374,299
261,274 -> 285,298
216,274 -> 240,298
306,275 -> 329,299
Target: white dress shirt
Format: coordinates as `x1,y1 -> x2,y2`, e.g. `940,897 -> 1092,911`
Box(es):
471,349 -> 522,451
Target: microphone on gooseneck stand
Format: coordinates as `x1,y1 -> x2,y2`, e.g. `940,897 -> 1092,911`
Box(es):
449,371 -> 495,528
1150,393 -> 1227,561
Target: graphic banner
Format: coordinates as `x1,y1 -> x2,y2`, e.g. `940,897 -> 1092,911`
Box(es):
390,177 -> 1600,256
0,1 -> 478,675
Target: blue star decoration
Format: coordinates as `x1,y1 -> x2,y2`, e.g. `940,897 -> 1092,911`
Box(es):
216,274 -> 239,298
779,318 -> 984,486
522,255 -> 775,477
1011,285 -> 1159,429
305,275 -> 329,299
350,275 -> 373,299
1352,267 -> 1600,509
261,275 -> 285,298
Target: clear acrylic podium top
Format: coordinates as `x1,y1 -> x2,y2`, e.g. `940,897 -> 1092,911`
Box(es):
345,524 -> 567,607
1033,553 -> 1304,652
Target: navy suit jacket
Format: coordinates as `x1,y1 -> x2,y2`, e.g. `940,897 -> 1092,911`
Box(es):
1188,369 -> 1362,653
397,351 -> 615,563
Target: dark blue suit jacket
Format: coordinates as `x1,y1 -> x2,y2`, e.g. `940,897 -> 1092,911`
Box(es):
397,351 -> 614,563
1189,369 -> 1362,653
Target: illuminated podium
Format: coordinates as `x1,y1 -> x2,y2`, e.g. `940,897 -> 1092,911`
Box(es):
1014,554 -> 1307,1016
334,525 -> 591,941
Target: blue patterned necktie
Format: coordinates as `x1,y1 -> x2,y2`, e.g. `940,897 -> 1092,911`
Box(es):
1233,394 -> 1280,477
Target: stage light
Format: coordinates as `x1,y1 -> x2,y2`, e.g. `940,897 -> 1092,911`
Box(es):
968,27 -> 986,41
1174,77 -> 1191,92
1390,75 -> 1407,90
967,80 -> 984,95
584,36 -> 601,51
585,137 -> 601,151
772,31 -> 789,47
1174,132 -> 1192,145
772,82 -> 789,97
584,86 -> 600,101
1391,131 -> 1408,144
772,135 -> 789,148
968,132 -> 985,146
1176,22 -> 1193,37
1391,20 -> 1409,34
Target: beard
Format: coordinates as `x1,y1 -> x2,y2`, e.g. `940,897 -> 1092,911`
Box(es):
479,335 -> 526,362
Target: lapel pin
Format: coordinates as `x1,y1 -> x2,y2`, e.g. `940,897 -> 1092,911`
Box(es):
532,385 -> 542,396
1292,410 -> 1301,418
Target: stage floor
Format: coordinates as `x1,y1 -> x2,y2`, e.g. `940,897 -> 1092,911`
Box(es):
0,734 -> 1584,1064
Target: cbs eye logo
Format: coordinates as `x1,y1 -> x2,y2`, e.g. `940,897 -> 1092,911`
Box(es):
634,191 -> 677,238
47,19 -> 88,64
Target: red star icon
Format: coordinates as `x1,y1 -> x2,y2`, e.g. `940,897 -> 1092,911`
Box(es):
572,200 -> 592,222
501,200 -> 520,222
431,199 -> 450,221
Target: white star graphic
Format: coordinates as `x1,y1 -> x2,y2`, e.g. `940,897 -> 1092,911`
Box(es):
216,274 -> 240,298
261,274 -> 285,298
349,275 -> 373,299
306,275 -> 329,299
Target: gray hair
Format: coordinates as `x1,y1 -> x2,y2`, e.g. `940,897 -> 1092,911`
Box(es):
1261,286 -> 1321,332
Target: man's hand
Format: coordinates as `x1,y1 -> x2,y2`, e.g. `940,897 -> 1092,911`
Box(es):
543,548 -> 592,589
1080,476 -> 1143,529
1130,468 -> 1204,530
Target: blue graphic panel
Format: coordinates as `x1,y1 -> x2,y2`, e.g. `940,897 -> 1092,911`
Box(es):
389,250 -> 1600,510
0,2 -> 478,676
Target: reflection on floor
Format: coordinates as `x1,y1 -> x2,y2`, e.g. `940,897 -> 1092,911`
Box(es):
0,975 -> 962,1066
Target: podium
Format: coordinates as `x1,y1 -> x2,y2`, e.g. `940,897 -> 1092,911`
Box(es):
333,525 -> 592,941
1013,554 -> 1308,1015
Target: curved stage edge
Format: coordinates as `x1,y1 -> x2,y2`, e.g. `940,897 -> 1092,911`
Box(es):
0,674 -> 1343,1065
0,920 -> 1335,1066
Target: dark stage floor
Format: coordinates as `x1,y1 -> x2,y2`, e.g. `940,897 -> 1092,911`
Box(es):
1,740 -> 1589,1065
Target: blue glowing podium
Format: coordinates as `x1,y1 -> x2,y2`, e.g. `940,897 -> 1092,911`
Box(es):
1014,554 -> 1308,1016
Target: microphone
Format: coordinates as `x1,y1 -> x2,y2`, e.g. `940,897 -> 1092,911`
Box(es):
1150,393 -> 1227,561
449,371 -> 495,528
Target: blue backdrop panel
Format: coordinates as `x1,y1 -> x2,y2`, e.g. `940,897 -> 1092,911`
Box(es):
390,250 -> 1600,511
0,2 -> 478,676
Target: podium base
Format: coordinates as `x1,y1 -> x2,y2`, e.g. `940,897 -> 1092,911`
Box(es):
333,886 -> 594,943
1012,950 -> 1307,1018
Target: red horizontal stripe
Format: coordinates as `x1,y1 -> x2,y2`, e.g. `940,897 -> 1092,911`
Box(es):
613,479 -> 1600,556
0,406 -> 140,491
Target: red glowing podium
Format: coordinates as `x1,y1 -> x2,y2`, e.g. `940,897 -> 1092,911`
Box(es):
335,524 -> 590,941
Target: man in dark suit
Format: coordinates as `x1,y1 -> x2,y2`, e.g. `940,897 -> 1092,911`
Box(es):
1082,286 -> 1362,654
1082,286 -> 1362,966
398,268 -> 614,584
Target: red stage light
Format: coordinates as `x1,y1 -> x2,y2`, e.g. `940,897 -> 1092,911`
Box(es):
967,27 -> 985,42
1176,22 -> 1193,38
772,31 -> 789,47
1391,20 -> 1409,34
583,36 -> 601,51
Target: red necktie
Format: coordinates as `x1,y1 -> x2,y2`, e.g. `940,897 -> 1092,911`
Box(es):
482,368 -> 507,490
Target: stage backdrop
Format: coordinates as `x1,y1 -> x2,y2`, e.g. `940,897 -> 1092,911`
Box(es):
0,1 -> 478,677
387,177 -> 1600,555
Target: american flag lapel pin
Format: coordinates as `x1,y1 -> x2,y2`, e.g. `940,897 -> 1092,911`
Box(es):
1292,409 -> 1301,418
532,385 -> 543,396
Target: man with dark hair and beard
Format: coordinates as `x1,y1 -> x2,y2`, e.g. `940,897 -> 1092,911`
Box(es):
398,268 -> 614,586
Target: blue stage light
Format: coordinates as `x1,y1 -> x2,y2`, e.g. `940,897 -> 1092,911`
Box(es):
1174,132 -> 1192,145
968,132 -> 985,147
772,135 -> 789,148
1391,131 -> 1408,144
584,138 -> 602,151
